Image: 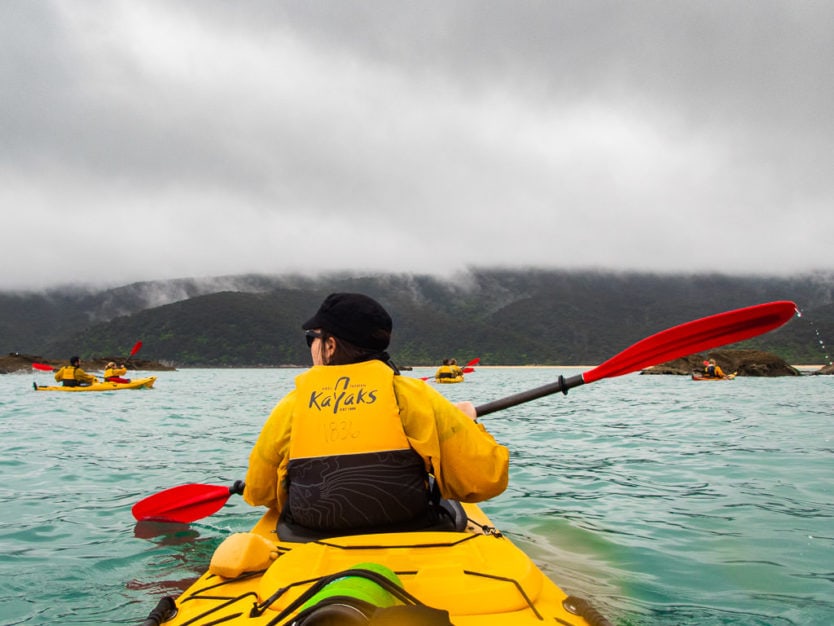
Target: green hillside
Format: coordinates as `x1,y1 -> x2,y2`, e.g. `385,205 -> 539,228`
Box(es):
2,270 -> 832,367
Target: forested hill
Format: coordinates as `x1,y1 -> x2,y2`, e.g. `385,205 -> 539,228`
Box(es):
2,270 -> 832,366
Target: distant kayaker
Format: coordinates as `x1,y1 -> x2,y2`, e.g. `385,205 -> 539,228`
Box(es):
54,356 -> 98,387
103,362 -> 131,383
435,358 -> 464,382
243,292 -> 509,536
449,358 -> 464,378
434,358 -> 455,381
705,358 -> 728,379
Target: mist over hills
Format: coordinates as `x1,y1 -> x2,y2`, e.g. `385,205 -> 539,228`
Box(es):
2,270 -> 832,367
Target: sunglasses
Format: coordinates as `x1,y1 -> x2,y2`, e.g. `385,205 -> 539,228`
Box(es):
305,330 -> 323,348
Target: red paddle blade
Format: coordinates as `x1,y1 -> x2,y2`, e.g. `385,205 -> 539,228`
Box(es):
464,357 -> 480,368
130,341 -> 143,357
32,363 -> 54,371
131,483 -> 233,523
583,300 -> 797,384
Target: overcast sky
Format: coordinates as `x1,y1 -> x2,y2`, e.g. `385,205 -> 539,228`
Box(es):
2,1 -> 832,291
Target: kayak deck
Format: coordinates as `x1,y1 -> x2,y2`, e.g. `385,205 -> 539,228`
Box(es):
34,376 -> 156,392
140,504 -> 608,625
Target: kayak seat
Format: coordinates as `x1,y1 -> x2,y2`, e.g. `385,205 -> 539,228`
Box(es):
277,499 -> 467,543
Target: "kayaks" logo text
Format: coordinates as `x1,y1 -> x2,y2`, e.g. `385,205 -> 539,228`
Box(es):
307,376 -> 378,414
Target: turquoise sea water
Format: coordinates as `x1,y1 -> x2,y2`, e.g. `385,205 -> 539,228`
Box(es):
1,367 -> 832,625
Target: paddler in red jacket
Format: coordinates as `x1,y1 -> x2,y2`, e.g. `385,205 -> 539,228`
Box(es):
243,293 -> 509,536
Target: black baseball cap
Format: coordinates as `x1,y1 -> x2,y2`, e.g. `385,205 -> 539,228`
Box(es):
302,293 -> 392,351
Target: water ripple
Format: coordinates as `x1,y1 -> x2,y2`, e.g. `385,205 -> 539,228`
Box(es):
2,368 -> 833,624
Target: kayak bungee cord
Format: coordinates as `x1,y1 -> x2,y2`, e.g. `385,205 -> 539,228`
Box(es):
138,563 -> 614,626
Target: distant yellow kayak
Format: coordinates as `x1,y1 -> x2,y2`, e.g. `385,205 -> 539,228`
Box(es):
435,375 -> 464,384
691,373 -> 736,381
33,376 -> 156,392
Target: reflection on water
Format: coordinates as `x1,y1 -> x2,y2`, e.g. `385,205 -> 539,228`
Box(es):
133,520 -> 203,542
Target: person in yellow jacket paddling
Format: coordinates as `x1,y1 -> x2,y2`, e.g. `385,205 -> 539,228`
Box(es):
705,358 -> 729,379
244,292 -> 509,536
53,356 -> 98,387
434,358 -> 465,382
449,358 -> 464,377
103,362 -> 131,383
434,358 -> 453,381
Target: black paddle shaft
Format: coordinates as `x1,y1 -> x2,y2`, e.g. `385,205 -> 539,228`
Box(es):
474,373 -> 585,417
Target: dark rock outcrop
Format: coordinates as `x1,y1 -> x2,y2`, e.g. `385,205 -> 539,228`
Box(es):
642,349 -> 801,377
0,352 -> 175,374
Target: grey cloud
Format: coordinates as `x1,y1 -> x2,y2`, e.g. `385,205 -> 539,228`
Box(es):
1,1 -> 832,291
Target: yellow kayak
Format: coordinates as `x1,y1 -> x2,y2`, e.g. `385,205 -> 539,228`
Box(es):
138,503 -> 609,625
34,376 -> 156,392
691,373 -> 736,381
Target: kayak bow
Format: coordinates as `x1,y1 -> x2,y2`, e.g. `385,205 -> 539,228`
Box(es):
138,504 -> 610,626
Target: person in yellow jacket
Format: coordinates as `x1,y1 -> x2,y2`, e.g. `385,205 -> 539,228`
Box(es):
103,362 -> 131,383
244,293 -> 509,535
435,358 -> 464,382
449,358 -> 464,378
705,358 -> 728,379
434,358 -> 454,381
54,356 -> 98,387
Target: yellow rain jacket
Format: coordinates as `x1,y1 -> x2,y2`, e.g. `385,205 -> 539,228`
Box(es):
435,364 -> 460,382
54,365 -> 97,386
104,365 -> 128,380
244,360 -> 509,525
